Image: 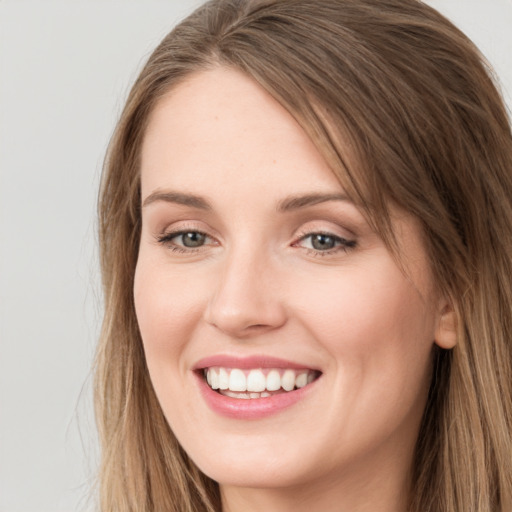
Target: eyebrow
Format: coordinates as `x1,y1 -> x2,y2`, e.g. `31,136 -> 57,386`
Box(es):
142,190 -> 351,211
142,191 -> 212,210
277,193 -> 352,211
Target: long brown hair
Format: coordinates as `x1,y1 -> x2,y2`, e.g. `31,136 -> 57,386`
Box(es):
95,1 -> 512,510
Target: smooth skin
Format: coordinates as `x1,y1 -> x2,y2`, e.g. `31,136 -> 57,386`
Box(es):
134,66 -> 456,512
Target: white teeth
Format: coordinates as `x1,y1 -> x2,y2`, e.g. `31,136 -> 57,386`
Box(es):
247,369 -> 266,392
204,367 -> 319,395
218,368 -> 229,390
295,372 -> 308,388
266,369 -> 281,391
281,369 -> 295,391
209,368 -> 219,389
229,369 -> 247,391
223,390 -> 251,399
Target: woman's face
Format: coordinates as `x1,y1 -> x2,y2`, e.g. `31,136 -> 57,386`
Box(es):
135,67 -> 450,493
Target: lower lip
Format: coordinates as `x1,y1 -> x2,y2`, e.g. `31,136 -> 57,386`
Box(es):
194,372 -> 318,420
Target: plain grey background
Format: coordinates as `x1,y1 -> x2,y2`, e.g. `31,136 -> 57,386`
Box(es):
0,1 -> 510,511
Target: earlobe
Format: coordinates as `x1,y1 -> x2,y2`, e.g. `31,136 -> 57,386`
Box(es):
434,304 -> 458,349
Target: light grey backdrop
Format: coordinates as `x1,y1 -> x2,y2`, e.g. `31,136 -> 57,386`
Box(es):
0,1 -> 510,511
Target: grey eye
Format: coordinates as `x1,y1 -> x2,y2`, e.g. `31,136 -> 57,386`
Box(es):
180,232 -> 207,247
310,234 -> 336,250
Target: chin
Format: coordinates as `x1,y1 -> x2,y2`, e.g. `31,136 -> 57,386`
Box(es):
196,452 -> 314,490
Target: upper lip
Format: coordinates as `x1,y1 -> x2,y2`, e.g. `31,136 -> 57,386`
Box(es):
193,354 -> 321,371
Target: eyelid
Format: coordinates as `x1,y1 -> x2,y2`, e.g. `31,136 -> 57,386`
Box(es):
292,228 -> 357,256
293,218 -> 357,242
156,218 -> 218,239
155,221 -> 220,252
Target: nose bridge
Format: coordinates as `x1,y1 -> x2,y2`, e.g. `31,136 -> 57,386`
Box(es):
205,239 -> 286,336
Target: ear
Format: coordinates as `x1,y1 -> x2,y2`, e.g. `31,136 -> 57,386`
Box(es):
434,302 -> 458,349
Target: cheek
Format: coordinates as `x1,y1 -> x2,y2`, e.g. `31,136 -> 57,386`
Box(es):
133,256 -> 209,365
295,265 -> 433,340
287,264 -> 436,456
290,261 -> 436,391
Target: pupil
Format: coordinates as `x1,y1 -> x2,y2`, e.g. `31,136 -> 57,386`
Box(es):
182,232 -> 205,247
312,234 -> 335,250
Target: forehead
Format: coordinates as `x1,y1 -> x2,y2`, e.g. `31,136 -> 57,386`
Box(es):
140,66 -> 345,202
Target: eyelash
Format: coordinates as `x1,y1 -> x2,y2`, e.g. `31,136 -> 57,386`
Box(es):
156,230 -> 357,256
294,231 -> 357,257
157,230 -> 212,253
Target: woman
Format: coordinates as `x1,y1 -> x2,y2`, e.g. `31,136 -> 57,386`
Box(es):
95,0 -> 512,510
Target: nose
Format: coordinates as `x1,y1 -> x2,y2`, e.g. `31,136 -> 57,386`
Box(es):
204,247 -> 287,338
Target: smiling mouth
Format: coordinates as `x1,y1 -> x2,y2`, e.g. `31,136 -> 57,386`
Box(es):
202,367 -> 321,399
